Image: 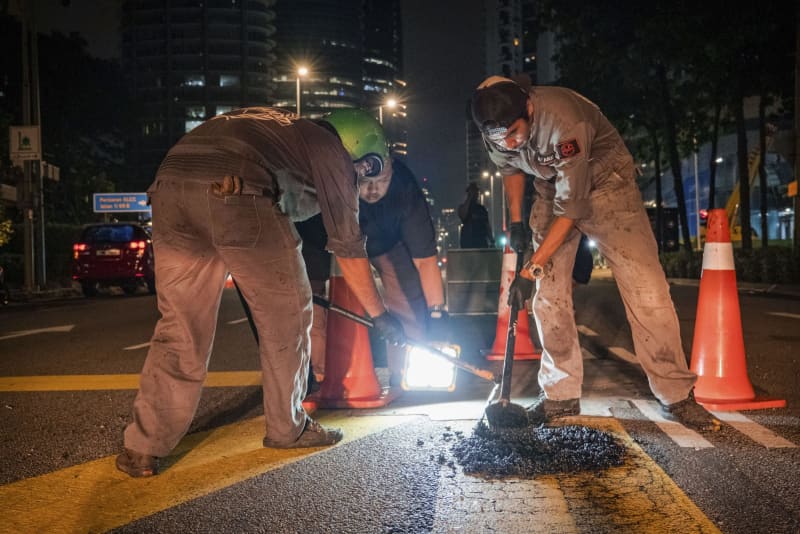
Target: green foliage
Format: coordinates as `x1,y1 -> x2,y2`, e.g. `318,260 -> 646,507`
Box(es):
660,245 -> 800,284
0,204 -> 12,247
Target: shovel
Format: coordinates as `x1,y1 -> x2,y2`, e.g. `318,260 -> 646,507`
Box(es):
312,295 -> 498,384
483,252 -> 530,431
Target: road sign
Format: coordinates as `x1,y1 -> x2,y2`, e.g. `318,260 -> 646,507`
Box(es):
9,125 -> 41,162
93,192 -> 151,213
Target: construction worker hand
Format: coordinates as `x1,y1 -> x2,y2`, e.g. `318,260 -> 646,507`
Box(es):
425,305 -> 450,342
508,222 -> 529,254
507,275 -> 534,309
373,312 -> 406,346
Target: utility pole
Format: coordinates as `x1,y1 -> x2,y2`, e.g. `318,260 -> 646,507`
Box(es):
794,5 -> 800,251
19,2 -> 36,292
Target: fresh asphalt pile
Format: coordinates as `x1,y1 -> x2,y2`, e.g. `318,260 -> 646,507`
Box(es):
448,421 -> 626,478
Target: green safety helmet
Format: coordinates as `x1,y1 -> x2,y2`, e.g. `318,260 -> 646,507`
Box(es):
322,108 -> 389,177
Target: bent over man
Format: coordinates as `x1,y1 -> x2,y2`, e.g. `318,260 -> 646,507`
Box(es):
470,77 -> 720,431
116,107 -> 405,477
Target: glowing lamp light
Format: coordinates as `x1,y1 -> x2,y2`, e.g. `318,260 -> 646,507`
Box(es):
402,343 -> 460,391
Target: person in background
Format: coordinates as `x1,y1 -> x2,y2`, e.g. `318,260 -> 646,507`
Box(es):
116,106 -> 405,478
471,76 -> 720,432
457,182 -> 494,248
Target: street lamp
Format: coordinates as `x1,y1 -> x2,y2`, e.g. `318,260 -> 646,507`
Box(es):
296,66 -> 308,116
379,97 -> 397,125
482,170 -> 496,241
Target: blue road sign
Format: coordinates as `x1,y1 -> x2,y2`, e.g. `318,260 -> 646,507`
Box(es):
93,192 -> 151,213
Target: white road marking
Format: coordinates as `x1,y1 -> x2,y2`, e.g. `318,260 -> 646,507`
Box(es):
227,317 -> 249,325
631,400 -> 714,448
0,325 -> 75,341
609,346 -> 638,364
711,411 -> 797,448
577,324 -> 599,337
767,312 -> 800,320
123,342 -> 151,351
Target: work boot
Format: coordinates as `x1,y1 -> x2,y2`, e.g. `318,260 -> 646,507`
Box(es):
526,393 -> 580,425
660,395 -> 721,432
115,448 -> 158,478
263,419 -> 343,449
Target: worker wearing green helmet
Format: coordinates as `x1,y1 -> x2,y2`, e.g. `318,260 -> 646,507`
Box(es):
304,108 -> 446,388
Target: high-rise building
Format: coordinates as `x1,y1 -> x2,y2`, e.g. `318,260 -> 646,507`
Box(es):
272,0 -> 364,119
120,0 -> 278,190
272,0 -> 406,156
363,0 -> 406,158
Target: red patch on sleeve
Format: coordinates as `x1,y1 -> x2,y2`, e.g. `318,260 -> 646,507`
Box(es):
556,139 -> 581,158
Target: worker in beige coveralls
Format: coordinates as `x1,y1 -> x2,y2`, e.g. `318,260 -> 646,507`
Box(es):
470,76 -> 720,432
116,107 -> 405,477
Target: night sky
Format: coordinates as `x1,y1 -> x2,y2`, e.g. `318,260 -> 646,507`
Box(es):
32,0 -> 484,209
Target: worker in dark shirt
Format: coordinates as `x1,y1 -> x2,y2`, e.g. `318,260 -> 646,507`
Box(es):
307,109 -> 446,388
116,107 -> 405,478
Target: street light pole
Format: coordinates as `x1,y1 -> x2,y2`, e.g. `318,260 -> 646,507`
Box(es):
379,97 -> 397,125
295,66 -> 308,116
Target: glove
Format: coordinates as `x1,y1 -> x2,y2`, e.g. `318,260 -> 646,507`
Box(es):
372,312 -> 406,346
508,222 -> 529,254
507,275 -> 534,309
426,305 -> 450,342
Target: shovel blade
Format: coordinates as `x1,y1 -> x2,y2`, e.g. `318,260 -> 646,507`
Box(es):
485,399 -> 529,431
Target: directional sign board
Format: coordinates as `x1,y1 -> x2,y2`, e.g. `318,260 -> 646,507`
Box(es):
93,192 -> 151,213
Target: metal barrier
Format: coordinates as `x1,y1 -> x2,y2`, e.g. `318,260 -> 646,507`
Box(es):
445,248 -> 502,316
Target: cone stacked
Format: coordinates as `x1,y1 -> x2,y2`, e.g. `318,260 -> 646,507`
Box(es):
689,209 -> 785,411
483,246 -> 541,361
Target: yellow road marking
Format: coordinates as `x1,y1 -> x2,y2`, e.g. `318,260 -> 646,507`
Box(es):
1,413 -> 416,534
0,371 -> 263,392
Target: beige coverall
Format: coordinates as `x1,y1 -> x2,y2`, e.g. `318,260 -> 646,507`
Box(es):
486,86 -> 697,405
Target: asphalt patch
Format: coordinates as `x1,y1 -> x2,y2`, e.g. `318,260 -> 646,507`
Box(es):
449,421 -> 626,478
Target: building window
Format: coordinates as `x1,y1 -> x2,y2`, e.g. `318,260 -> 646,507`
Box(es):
182,74 -> 205,87
220,74 -> 240,87
186,105 -> 205,118
185,120 -> 203,133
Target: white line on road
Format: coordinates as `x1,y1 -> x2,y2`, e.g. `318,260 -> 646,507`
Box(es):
609,347 -> 638,364
710,411 -> 797,448
227,317 -> 249,325
767,312 -> 800,320
123,342 -> 151,351
631,399 -> 714,449
577,324 -> 599,337
0,325 -> 75,341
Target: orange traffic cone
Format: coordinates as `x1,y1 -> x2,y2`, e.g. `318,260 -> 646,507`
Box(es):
307,257 -> 401,409
483,246 -> 541,361
224,274 -> 234,288
689,209 -> 785,411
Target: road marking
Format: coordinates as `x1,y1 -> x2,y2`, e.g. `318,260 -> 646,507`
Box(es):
227,317 -> 250,325
0,325 -> 75,341
767,312 -> 800,320
433,417 -> 720,533
576,324 -> 599,337
631,400 -> 714,448
711,411 -> 797,448
123,342 -> 151,351
0,414 -> 417,534
608,346 -> 637,364
0,371 -> 263,392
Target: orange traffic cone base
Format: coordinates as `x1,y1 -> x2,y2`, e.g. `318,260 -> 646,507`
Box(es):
695,395 -> 786,412
305,386 -> 402,410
